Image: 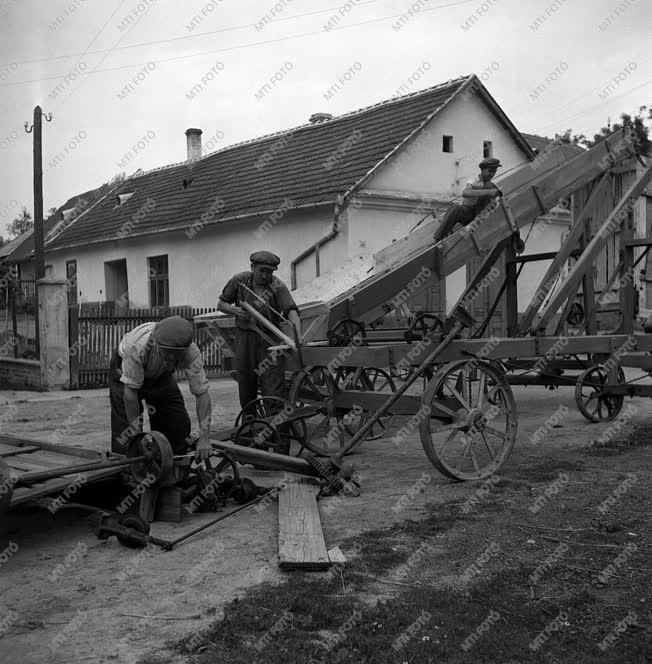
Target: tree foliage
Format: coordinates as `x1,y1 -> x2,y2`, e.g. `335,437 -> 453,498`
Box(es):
552,107 -> 650,154
7,207 -> 33,239
590,106 -> 651,154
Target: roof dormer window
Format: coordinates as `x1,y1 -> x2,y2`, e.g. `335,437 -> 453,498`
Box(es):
116,192 -> 134,207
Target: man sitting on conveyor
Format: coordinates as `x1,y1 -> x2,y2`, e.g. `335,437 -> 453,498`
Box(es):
433,157 -> 503,243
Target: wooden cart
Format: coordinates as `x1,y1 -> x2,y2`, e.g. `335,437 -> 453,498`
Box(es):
196,128 -> 652,482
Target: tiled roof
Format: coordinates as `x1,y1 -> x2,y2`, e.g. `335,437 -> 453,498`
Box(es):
5,187 -> 104,263
46,74 -> 531,251
0,232 -> 29,261
520,132 -> 585,160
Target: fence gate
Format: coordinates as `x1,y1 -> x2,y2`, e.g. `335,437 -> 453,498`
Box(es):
68,306 -> 229,389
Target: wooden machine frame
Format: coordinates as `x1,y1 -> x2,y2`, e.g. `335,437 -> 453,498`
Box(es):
198,128 -> 652,482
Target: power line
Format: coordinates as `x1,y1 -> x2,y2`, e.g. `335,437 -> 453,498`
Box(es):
1,0 -> 387,67
533,78 -> 652,135
0,0 -> 476,87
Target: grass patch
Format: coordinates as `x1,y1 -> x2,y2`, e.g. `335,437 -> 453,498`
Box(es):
510,455 -> 585,482
171,557 -> 648,664
584,424 -> 652,456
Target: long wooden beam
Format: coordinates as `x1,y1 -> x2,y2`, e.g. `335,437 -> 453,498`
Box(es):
535,163 -> 652,331
435,130 -> 636,278
285,334 -> 652,370
518,172 -> 612,334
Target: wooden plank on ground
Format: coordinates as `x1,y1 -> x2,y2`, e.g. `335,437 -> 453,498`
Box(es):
0,434 -> 101,459
0,443 -> 41,457
278,481 -> 330,570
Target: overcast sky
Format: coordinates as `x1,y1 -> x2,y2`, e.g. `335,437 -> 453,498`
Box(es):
0,0 -> 650,234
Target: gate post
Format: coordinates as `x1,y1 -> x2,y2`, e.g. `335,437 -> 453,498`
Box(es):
68,306 -> 79,389
36,278 -> 69,390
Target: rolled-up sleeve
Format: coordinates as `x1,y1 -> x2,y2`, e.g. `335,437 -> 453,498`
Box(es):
120,349 -> 144,389
183,343 -> 209,396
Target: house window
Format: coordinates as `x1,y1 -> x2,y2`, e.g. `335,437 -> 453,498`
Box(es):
442,135 -> 453,153
148,255 -> 169,308
483,140 -> 493,158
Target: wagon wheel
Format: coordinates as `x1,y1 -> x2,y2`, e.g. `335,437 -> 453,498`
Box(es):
328,318 -> 366,347
288,367 -> 358,457
334,367 -> 397,442
575,364 -> 625,422
567,302 -> 584,326
234,396 -> 307,456
419,360 -> 517,480
404,313 -> 445,343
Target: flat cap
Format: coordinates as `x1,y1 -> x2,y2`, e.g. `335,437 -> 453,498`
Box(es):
151,316 -> 194,350
250,251 -> 280,269
479,157 -> 502,169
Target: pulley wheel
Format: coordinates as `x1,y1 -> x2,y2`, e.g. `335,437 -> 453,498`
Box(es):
327,318 -> 366,347
116,514 -> 151,549
404,313 -> 444,343
234,396 -> 307,456
233,418 -> 282,452
567,302 -> 585,326
126,431 -> 174,486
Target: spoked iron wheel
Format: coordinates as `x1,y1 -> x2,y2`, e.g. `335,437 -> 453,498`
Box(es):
334,366 -> 397,441
575,364 -> 625,422
328,318 -> 366,347
419,360 -> 517,480
404,313 -> 445,343
234,396 -> 307,456
288,366 -> 358,457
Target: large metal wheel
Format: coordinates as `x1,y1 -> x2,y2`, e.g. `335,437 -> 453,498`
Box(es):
234,396 -> 307,456
575,364 -> 625,422
126,431 -> 174,486
334,366 -> 397,441
419,360 -> 518,480
288,367 -> 358,457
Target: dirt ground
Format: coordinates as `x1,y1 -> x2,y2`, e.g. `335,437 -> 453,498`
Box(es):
0,374 -> 649,663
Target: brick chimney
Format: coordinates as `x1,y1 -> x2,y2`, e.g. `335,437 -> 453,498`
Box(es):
185,128 -> 202,161
309,113 -> 333,124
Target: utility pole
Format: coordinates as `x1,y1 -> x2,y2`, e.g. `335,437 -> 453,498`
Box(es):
25,106 -> 52,357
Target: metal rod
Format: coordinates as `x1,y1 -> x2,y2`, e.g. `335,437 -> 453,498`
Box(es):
15,454 -> 149,486
333,320 -> 465,461
161,492 -> 270,550
209,440 -> 319,476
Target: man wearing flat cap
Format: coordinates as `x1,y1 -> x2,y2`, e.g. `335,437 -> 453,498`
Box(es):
109,316 -> 212,461
433,157 -> 503,242
217,252 -> 301,414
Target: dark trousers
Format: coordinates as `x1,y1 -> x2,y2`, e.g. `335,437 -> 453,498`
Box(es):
109,349 -> 191,454
433,204 -> 476,243
234,329 -> 285,408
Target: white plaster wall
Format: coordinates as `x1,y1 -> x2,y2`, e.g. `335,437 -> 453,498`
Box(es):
516,219 -> 570,311
367,93 -> 530,198
45,207 -> 334,308
445,217 -> 570,313
345,204 -> 425,258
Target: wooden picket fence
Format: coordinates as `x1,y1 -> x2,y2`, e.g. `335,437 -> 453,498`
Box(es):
69,306 -> 231,389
